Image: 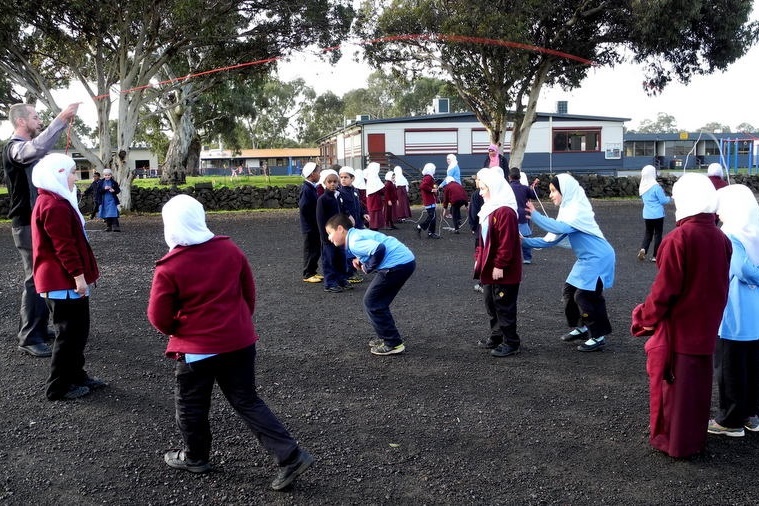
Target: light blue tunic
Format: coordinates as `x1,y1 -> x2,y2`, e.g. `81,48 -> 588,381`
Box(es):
641,185 -> 671,219
719,237 -> 759,341
346,228 -> 414,270
523,211 -> 615,290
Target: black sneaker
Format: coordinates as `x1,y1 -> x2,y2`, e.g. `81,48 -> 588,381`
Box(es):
323,286 -> 344,293
164,449 -> 211,474
79,377 -> 108,390
61,385 -> 90,400
339,284 -> 354,291
428,233 -> 441,239
560,328 -> 589,342
416,226 -> 422,237
577,336 -> 606,352
271,450 -> 314,491
477,338 -> 501,349
491,344 -> 520,357
18,342 -> 52,357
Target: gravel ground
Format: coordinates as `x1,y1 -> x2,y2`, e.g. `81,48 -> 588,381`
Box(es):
1,201 -> 758,505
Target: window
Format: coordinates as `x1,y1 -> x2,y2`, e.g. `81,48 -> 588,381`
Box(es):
552,129 -> 601,152
737,140 -> 750,154
404,129 -> 457,155
703,140 -> 720,156
664,140 -> 694,156
623,141 -> 656,157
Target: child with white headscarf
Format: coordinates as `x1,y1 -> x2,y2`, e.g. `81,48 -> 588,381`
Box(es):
637,164 -> 671,262
148,194 -> 313,490
392,166 -> 412,221
707,162 -> 728,190
524,173 -> 615,352
364,162 -> 385,230
631,173 -> 731,457
416,162 -> 440,239
709,184 -> 759,436
31,153 -> 101,400
445,154 -> 461,184
473,168 -> 523,357
383,170 -> 398,229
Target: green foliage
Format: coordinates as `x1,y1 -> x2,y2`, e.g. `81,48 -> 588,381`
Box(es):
636,113 -> 679,134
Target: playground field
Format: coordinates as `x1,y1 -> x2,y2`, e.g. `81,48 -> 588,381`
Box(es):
1,202 -> 758,505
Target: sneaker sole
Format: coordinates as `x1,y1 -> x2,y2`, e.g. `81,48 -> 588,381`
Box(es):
708,428 -> 745,437
164,453 -> 211,473
491,349 -> 520,357
577,342 -> 606,352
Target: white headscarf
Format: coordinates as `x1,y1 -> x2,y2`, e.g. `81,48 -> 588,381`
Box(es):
717,184 -> 759,265
364,162 -> 384,195
393,166 -> 409,187
319,169 -> 339,187
353,168 -> 366,190
477,167 -> 517,225
707,163 -> 724,178
339,166 -> 355,177
31,153 -> 85,228
443,176 -> 455,185
161,194 -> 215,250
554,173 -> 605,238
638,164 -> 658,196
446,154 -> 457,170
422,163 -> 436,177
302,162 -> 317,178
672,173 -> 717,222
384,171 -> 395,182
519,171 -> 528,186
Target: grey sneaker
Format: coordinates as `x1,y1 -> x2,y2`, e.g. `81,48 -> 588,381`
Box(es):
368,338 -> 384,348
707,419 -> 745,437
271,450 -> 314,491
637,249 -> 646,261
370,343 -> 406,356
491,344 -> 520,357
744,416 -> 759,432
164,449 -> 211,473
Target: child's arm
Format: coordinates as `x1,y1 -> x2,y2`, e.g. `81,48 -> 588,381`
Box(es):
147,269 -> 179,335
361,244 -> 386,273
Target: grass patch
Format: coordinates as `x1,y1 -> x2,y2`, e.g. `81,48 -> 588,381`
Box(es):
131,175 -> 302,190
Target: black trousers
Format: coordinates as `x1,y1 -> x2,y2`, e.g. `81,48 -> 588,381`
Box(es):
562,280 -> 612,338
363,261 -> 416,346
174,345 -> 299,464
451,200 -> 467,230
640,218 -> 664,258
321,241 -> 347,288
715,339 -> 759,428
302,230 -> 321,278
419,207 -> 436,234
484,283 -> 520,348
45,296 -> 90,400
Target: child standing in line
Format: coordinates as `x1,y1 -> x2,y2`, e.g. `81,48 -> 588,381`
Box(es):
325,213 -> 416,356
364,162 -> 385,231
708,184 -> 759,437
98,168 -> 121,232
383,171 -> 398,229
523,173 -> 615,353
473,168 -> 523,357
317,170 -> 351,293
337,166 -> 366,284
299,162 -> 322,283
637,164 -> 671,262
147,194 -> 313,490
393,166 -> 412,222
416,163 -> 439,239
83,171 -> 101,220
441,176 -> 469,233
31,153 -> 103,400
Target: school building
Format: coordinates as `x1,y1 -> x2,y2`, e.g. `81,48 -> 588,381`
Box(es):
317,111 -> 759,177
198,147 -> 320,176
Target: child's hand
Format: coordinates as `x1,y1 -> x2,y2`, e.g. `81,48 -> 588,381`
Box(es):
492,267 -> 504,280
352,258 -> 361,270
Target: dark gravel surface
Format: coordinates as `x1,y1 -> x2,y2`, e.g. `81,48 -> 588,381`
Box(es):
1,201 -> 758,505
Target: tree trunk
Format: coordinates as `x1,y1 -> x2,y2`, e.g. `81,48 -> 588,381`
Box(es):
160,90 -> 200,184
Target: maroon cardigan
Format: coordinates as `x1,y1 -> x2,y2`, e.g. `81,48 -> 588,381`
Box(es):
32,189 -> 99,292
442,181 -> 468,208
473,206 -> 522,285
148,236 -> 258,357
419,175 -> 437,206
632,213 -> 731,355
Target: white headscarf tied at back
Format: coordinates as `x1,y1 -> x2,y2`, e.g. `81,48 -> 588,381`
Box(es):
672,173 -> 717,222
717,184 -> 759,264
707,163 -> 724,178
446,154 -> 457,170
162,194 -> 215,250
353,168 -> 366,190
422,163 -> 436,177
477,167 -> 517,225
385,171 -> 395,181
393,166 -> 409,187
519,171 -> 528,186
364,162 -> 384,195
31,153 -> 85,228
554,173 -> 605,238
319,169 -> 338,187
639,164 -> 658,196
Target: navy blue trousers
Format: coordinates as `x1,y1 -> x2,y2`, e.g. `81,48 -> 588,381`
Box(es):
363,260 -> 416,347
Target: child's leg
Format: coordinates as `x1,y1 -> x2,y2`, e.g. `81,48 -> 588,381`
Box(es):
215,346 -> 300,464
452,203 -> 462,230
641,219 -> 655,253
562,283 -> 582,329
426,207 -> 437,234
572,279 -> 612,338
174,357 -> 216,462
486,283 -> 520,348
518,222 -> 532,262
45,297 -> 90,400
321,243 -> 339,288
651,218 -> 665,258
363,261 -> 415,346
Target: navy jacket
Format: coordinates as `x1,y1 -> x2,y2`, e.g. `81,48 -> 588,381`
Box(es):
298,181 -> 319,234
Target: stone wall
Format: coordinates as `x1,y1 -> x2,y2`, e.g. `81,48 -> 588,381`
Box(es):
3,174 -> 759,215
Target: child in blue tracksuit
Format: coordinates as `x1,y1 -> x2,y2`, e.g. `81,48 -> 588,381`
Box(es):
325,213 -> 415,356
637,164 -> 671,262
